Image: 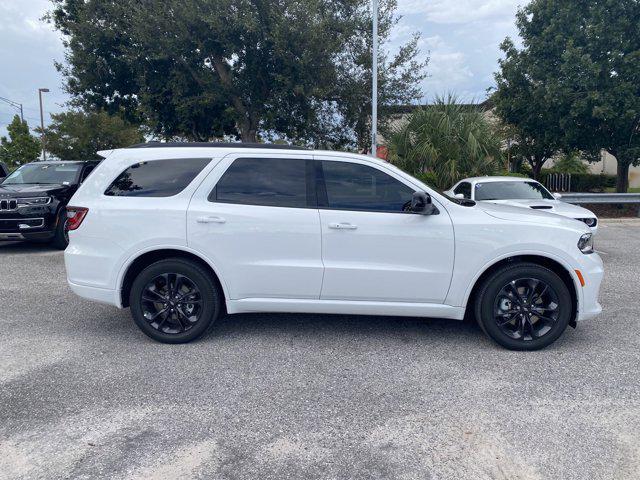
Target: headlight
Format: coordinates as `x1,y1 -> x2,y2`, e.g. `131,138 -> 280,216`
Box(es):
577,233 -> 594,254
16,197 -> 51,206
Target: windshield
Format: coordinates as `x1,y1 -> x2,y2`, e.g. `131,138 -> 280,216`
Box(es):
2,163 -> 81,185
475,181 -> 554,201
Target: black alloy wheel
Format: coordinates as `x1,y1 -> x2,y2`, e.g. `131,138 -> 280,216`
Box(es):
130,259 -> 221,343
475,263 -> 572,351
141,273 -> 203,334
493,278 -> 560,341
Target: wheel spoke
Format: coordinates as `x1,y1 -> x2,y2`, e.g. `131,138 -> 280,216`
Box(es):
535,314 -> 557,324
147,306 -> 169,321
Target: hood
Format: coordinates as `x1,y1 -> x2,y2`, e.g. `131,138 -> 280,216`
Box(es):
483,199 -> 595,218
475,201 -> 590,232
0,183 -> 70,197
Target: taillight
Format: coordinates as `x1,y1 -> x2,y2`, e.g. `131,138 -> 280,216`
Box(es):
66,207 -> 89,231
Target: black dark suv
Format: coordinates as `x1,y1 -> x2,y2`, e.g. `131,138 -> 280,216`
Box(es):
0,160 -> 100,249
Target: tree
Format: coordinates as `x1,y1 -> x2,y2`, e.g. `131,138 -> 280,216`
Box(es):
0,115 -> 41,168
48,0 -> 427,148
492,38 -> 563,180
41,110 -> 144,160
387,96 -> 502,190
494,0 -> 640,192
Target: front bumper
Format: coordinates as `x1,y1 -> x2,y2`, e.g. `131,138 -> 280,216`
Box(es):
576,252 -> 604,321
0,205 -> 59,240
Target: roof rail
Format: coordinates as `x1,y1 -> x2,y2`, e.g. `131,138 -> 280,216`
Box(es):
126,141 -> 308,150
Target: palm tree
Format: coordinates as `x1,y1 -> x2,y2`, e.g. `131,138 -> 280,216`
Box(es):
387,95 -> 503,190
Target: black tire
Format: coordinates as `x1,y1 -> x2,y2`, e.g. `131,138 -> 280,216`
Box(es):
129,258 -> 222,344
474,262 -> 572,351
51,208 -> 69,249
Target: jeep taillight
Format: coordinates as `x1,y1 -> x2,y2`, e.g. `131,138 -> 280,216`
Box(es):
66,207 -> 89,231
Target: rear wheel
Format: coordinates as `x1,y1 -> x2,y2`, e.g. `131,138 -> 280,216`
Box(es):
475,263 -> 572,351
129,259 -> 222,343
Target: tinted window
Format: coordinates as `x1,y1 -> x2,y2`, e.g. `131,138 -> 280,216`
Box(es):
105,158 -> 211,197
453,182 -> 472,199
321,161 -> 414,212
213,157 -> 310,208
474,181 -> 554,201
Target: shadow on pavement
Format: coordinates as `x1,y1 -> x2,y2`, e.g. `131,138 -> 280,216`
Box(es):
0,241 -> 59,254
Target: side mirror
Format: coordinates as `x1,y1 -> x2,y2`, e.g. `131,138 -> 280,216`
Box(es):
553,192 -> 562,199
411,191 -> 438,215
454,193 -> 465,199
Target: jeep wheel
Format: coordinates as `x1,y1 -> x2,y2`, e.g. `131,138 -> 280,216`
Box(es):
51,209 -> 69,249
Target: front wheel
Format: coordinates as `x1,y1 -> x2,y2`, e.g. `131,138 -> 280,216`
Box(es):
475,263 -> 573,351
129,259 -> 222,343
51,208 -> 69,249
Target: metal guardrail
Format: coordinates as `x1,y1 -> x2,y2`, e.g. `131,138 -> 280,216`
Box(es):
559,193 -> 640,204
560,193 -> 640,217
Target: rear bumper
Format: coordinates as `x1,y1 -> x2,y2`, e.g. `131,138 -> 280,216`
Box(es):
67,280 -> 120,307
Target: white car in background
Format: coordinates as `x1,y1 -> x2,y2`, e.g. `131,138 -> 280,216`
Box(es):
445,176 -> 598,233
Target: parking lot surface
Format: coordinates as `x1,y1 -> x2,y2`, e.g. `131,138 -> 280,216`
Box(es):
1,219 -> 639,480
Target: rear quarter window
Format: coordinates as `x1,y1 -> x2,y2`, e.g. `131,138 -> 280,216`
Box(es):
105,158 -> 211,197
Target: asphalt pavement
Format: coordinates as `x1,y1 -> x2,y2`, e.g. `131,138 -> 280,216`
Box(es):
1,219 -> 639,480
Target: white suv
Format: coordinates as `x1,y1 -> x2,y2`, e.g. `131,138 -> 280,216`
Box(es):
64,143 -> 603,350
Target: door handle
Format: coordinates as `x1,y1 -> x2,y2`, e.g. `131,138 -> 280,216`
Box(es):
328,222 -> 358,230
197,216 -> 226,224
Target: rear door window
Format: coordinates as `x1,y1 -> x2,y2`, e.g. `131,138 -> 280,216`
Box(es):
211,157 -> 313,208
105,158 -> 211,197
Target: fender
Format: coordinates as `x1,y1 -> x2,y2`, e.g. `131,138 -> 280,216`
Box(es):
114,243 -> 232,309
456,248 -> 583,311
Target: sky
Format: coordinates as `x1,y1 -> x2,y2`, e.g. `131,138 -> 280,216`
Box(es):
0,0 -> 524,138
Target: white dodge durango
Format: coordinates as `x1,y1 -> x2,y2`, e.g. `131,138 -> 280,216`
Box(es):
64,143 -> 603,350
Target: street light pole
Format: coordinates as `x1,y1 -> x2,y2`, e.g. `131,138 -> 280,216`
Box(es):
371,0 -> 378,158
38,88 -> 50,161
0,96 -> 24,122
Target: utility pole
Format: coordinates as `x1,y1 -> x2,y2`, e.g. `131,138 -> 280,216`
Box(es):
38,88 -> 50,161
370,0 -> 378,158
0,96 -> 24,122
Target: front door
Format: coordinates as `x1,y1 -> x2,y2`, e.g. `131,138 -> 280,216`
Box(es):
316,157 -> 455,303
188,154 -> 323,300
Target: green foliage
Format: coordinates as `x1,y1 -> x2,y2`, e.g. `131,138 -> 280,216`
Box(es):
494,0 -> 640,191
413,172 -> 439,189
388,96 -> 502,190
0,115 -> 41,168
548,152 -> 589,174
42,110 -> 144,160
48,0 -> 427,148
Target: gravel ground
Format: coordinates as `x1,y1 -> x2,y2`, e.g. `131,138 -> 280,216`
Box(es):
1,219 -> 639,480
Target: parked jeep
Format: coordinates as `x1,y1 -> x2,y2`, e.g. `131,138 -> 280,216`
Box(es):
0,160 -> 100,248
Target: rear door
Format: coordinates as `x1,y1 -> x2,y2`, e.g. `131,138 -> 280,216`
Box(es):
188,153 -> 323,300
316,156 -> 455,303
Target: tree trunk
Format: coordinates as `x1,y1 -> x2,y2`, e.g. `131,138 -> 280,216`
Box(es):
616,160 -> 630,193
240,123 -> 257,143
531,160 -> 543,180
